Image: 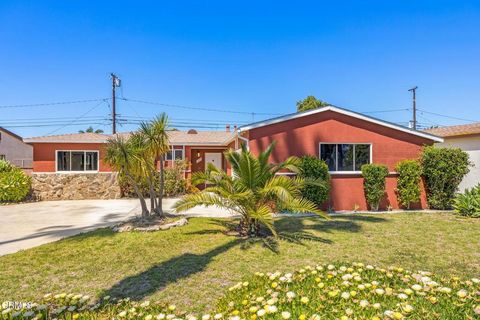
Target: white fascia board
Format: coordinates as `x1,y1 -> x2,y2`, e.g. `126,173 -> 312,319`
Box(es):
238,106 -> 444,143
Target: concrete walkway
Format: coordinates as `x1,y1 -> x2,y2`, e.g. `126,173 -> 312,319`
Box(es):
0,198 -> 235,256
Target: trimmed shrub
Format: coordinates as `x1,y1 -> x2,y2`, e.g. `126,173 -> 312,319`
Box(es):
0,159 -> 31,202
453,184 -> 480,218
164,160 -> 188,197
361,163 -> 389,211
297,156 -> 330,207
119,160 -> 188,197
395,159 -> 422,209
421,146 -> 470,209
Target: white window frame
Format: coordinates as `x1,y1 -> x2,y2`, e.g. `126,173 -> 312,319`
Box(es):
165,146 -> 184,161
319,143 -> 372,174
55,150 -> 100,173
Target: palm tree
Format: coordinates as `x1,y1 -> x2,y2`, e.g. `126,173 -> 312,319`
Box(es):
104,136 -> 149,218
128,132 -> 159,213
79,126 -> 104,134
138,113 -> 170,217
173,143 -> 329,237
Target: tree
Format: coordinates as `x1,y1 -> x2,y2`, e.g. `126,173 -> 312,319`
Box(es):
173,143 -> 328,237
138,113 -> 170,217
79,126 -> 104,134
104,136 -> 149,218
296,95 -> 329,112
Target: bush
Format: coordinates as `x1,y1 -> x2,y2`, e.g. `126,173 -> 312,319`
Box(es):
297,156 -> 330,207
0,159 -> 31,202
361,163 -> 389,211
453,184 -> 480,218
395,160 -> 422,209
3,263 -> 479,319
119,160 -> 188,197
164,160 -> 188,197
421,146 -> 470,209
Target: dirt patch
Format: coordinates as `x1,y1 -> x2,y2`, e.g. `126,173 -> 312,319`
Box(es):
112,216 -> 188,232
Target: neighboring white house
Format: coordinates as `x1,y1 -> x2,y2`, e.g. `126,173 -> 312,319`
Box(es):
0,127 -> 33,170
425,123 -> 480,191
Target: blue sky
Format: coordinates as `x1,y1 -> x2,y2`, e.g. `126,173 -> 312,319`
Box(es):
0,1 -> 479,137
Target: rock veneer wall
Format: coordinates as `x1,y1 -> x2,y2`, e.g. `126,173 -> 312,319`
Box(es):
31,173 -> 121,200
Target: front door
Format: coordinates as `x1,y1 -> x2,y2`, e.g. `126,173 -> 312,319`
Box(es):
205,152 -> 222,170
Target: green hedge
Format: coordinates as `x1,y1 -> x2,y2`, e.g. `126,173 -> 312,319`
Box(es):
421,146 -> 470,209
361,163 -> 389,211
0,160 -> 31,202
395,159 -> 422,209
297,156 -> 330,207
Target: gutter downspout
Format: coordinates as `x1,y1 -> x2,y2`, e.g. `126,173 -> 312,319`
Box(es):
237,129 -> 249,151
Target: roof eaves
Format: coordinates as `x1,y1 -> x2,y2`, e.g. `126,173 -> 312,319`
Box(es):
238,106 -> 444,143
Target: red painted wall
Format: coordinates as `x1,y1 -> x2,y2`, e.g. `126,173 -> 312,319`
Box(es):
31,143 -> 112,172
247,110 -> 434,211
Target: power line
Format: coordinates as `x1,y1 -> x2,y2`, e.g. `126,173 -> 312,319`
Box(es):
45,99 -> 109,135
120,97 -> 282,116
417,109 -> 479,123
0,98 -> 109,109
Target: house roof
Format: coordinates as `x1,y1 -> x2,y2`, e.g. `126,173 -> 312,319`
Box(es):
423,122 -> 480,138
25,130 -> 236,146
24,132 -> 111,144
116,130 -> 236,145
0,126 -> 25,142
238,105 -> 444,143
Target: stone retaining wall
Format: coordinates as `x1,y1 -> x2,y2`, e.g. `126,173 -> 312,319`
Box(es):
31,173 -> 121,200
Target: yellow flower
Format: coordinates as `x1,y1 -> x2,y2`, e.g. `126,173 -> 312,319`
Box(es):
299,315 -> 306,320
428,296 -> 438,304
300,297 -> 309,304
392,312 -> 404,319
457,290 -> 468,298
72,314 -> 80,320
271,282 -> 278,289
168,305 -> 176,311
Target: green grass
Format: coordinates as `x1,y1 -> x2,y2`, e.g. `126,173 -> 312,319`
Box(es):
0,212 -> 479,312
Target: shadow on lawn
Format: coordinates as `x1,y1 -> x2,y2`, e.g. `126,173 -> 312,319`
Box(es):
101,238 -> 243,300
101,215 -> 387,301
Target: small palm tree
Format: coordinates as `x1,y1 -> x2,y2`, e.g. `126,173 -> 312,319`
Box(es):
138,113 -> 170,216
173,143 -> 328,237
104,136 -> 149,218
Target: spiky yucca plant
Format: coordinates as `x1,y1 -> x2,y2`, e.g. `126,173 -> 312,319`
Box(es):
173,143 -> 328,237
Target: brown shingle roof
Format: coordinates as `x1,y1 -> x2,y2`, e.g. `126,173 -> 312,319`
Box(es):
25,130 -> 236,145
424,122 -> 480,138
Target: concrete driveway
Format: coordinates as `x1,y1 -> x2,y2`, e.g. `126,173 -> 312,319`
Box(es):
0,199 -> 139,256
0,198 -> 233,256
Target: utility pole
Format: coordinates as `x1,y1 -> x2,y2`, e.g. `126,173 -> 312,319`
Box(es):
408,86 -> 418,130
111,73 -> 121,134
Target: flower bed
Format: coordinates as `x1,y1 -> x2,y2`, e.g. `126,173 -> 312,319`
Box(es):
1,263 -> 479,319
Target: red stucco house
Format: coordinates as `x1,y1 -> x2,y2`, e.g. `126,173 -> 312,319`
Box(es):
24,130 -> 237,200
238,106 -> 443,211
25,106 -> 442,209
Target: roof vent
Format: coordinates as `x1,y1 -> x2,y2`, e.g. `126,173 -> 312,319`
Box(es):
187,129 -> 198,134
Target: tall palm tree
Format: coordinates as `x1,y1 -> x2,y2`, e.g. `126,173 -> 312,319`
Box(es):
104,136 -> 149,218
173,143 -> 328,237
138,113 -> 170,216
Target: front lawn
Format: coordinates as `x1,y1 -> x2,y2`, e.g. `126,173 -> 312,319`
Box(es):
0,212 -> 479,312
